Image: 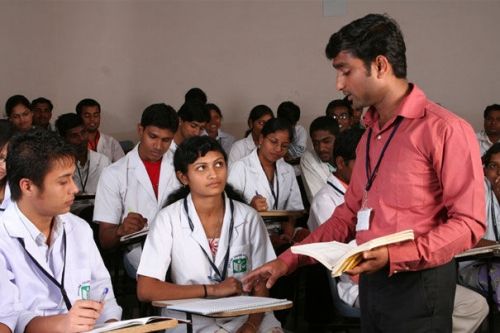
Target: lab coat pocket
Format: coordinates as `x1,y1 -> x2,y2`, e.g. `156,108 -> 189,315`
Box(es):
229,244 -> 251,279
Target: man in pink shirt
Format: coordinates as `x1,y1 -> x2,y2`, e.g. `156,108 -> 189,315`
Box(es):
244,14 -> 486,332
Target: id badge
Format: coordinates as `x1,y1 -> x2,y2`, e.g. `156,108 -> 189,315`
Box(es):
356,190 -> 372,231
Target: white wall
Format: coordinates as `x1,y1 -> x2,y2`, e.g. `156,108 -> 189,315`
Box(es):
1,0 -> 499,141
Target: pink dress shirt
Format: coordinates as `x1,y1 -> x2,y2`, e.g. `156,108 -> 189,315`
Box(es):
281,84 -> 486,275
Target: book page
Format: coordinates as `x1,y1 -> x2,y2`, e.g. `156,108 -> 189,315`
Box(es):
167,296 -> 291,316
120,226 -> 149,242
87,316 -> 172,333
291,241 -> 355,269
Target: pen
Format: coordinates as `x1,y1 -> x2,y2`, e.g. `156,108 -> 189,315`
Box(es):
99,287 -> 109,303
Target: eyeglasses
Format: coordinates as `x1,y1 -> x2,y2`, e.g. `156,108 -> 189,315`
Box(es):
332,112 -> 351,121
486,162 -> 500,171
264,137 -> 290,151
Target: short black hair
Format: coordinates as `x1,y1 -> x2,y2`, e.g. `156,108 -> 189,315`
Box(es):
482,142 -> 500,165
207,103 -> 222,118
326,99 -> 353,116
261,117 -> 294,142
333,127 -> 365,162
5,95 -> 31,118
309,116 -> 340,138
55,113 -> 84,138
483,104 -> 500,119
325,13 -> 407,79
167,135 -> 244,206
31,97 -> 53,111
184,87 -> 207,104
248,105 -> 274,123
178,101 -> 210,123
7,129 -> 76,201
277,101 -> 301,124
76,98 -> 101,116
140,103 -> 179,133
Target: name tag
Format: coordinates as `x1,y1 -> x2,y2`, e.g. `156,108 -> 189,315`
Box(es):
356,208 -> 372,231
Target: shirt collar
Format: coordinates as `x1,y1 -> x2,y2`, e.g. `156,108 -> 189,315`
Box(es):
14,203 -> 64,247
363,83 -> 427,129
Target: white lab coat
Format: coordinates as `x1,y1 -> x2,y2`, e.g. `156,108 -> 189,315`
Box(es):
137,194 -> 281,333
97,132 -> 125,163
228,134 -> 255,166
288,125 -> 307,177
0,184 -> 12,215
94,144 -> 180,273
307,174 -> 346,231
74,150 -> 111,194
300,150 -> 333,202
228,149 -> 304,211
0,247 -> 22,332
0,204 -> 122,333
215,130 -> 236,155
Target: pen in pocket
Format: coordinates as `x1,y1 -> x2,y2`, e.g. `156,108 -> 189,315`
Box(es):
99,287 -> 109,303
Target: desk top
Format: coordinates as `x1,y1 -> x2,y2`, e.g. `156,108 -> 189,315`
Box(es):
90,318 -> 177,333
259,210 -> 305,218
455,244 -> 500,261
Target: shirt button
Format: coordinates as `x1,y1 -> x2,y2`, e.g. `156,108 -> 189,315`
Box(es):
377,135 -> 382,140
394,270 -> 398,274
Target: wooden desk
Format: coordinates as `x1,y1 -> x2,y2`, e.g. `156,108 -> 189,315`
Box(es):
455,244 -> 500,333
90,318 -> 177,333
259,210 -> 305,219
153,296 -> 293,333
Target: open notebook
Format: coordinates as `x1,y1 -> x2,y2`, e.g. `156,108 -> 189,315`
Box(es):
291,229 -> 414,277
87,316 -> 179,332
167,296 -> 292,316
119,226 -> 149,242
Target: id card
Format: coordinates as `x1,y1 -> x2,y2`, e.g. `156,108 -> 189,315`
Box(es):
356,207 -> 372,231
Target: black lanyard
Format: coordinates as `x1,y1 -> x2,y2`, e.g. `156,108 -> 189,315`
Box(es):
490,190 -> 500,242
365,117 -> 403,192
183,197 -> 234,282
327,181 -> 345,196
269,170 -> 280,210
76,163 -> 89,193
17,229 -> 72,311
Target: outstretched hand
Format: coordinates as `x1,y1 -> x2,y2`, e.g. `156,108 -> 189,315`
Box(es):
242,259 -> 288,292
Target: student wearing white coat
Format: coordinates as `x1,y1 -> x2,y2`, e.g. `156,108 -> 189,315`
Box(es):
94,104 -> 180,278
228,118 -> 305,248
137,136 -> 282,333
228,105 -> 274,166
0,256 -> 22,333
76,98 -> 125,163
0,129 -> 121,333
205,103 -> 236,155
0,120 -> 14,215
170,101 -> 210,154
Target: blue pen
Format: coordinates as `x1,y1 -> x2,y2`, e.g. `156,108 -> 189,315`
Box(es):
99,287 -> 109,303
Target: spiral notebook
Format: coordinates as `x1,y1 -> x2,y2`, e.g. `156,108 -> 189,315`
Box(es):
167,296 -> 291,316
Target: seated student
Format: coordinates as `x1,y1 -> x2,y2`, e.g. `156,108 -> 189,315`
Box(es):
76,98 -> 125,163
55,113 -> 111,194
94,103 -> 180,278
184,87 -> 208,104
137,136 -> 282,333
0,129 -> 122,333
325,98 -> 353,132
476,104 -> 500,156
170,101 -> 210,153
459,142 -> 500,307
0,121 -> 15,213
5,95 -> 33,133
276,102 -> 307,174
31,97 -> 54,131
300,116 -> 340,202
228,118 -> 305,249
228,105 -> 274,166
205,103 -> 235,154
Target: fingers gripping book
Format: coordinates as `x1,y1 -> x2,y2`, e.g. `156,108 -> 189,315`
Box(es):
291,229 -> 414,277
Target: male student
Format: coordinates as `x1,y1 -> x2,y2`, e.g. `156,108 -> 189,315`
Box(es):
31,97 -> 54,131
477,104 -> 500,155
184,87 -> 207,104
94,103 -> 180,278
0,129 -> 121,333
244,14 -> 485,332
55,113 -> 110,195
76,98 -> 125,162
325,98 -> 353,132
277,101 -> 307,177
299,116 -> 340,202
5,95 -> 33,133
170,100 -> 210,153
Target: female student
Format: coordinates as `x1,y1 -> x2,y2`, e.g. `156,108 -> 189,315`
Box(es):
205,103 -> 235,155
459,142 -> 500,308
228,105 -> 273,165
0,120 -> 14,213
137,136 -> 282,333
227,118 -> 305,249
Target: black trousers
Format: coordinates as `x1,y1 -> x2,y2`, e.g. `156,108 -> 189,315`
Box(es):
359,260 -> 456,333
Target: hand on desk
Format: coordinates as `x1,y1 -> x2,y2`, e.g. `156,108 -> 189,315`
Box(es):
345,246 -> 389,276
63,300 -> 103,333
250,195 -> 268,212
242,259 -> 288,291
117,212 -> 148,237
209,277 -> 243,297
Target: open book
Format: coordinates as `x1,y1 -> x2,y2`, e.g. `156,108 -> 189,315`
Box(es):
87,316 -> 179,333
119,226 -> 149,242
166,296 -> 292,316
291,229 -> 414,277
